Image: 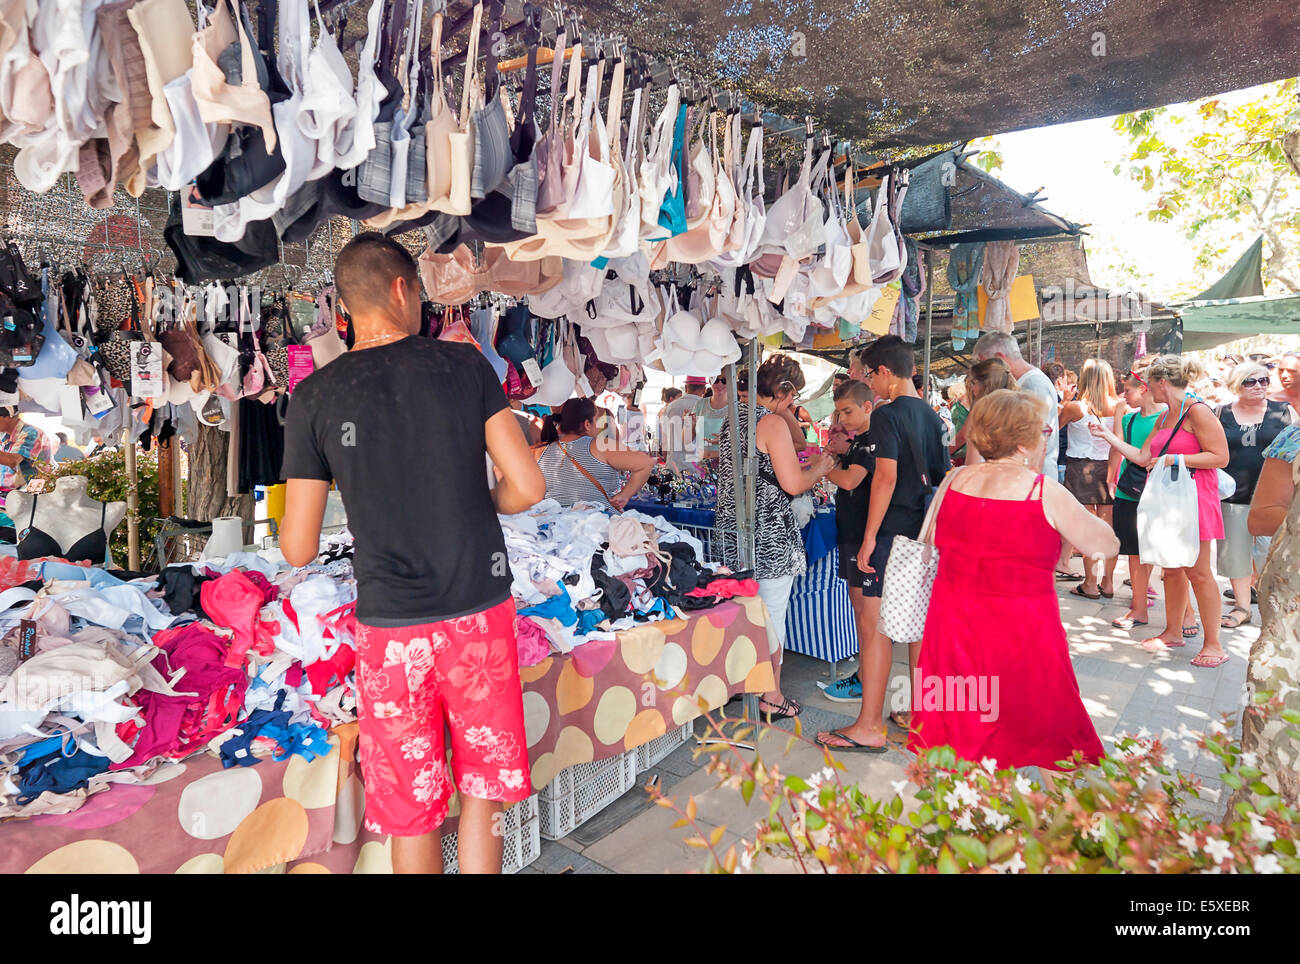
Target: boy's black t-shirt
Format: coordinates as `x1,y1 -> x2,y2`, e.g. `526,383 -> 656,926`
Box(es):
834,433 -> 874,548
281,337 -> 512,626
864,395 -> 951,539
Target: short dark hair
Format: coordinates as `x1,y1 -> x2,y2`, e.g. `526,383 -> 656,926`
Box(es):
755,354 -> 805,399
833,372 -> 849,384
833,380 -> 873,405
862,335 -> 914,379
335,233 -> 420,314
1042,362 -> 1066,381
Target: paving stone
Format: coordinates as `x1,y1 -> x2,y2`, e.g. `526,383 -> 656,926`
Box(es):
530,840 -> 615,875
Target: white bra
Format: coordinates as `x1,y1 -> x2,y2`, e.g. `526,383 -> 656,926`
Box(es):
333,0 -> 383,170
297,0 -> 357,175
153,71 -> 228,192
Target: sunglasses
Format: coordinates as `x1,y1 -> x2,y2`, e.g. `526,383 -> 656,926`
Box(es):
714,376 -> 727,385
1240,377 -> 1270,388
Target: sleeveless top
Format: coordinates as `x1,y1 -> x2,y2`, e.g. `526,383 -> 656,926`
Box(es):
1065,407 -> 1111,460
716,404 -> 806,580
538,436 -> 623,508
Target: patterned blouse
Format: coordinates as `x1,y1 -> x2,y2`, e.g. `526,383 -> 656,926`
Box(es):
716,404 -> 806,580
1263,423 -> 1300,465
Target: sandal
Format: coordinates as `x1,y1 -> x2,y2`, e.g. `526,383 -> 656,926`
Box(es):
1055,571 -> 1084,581
1069,585 -> 1101,600
1112,617 -> 1148,629
1190,652 -> 1230,668
1220,608 -> 1251,629
816,730 -> 888,754
760,696 -> 802,721
1181,622 -> 1201,638
1098,589 -> 1115,599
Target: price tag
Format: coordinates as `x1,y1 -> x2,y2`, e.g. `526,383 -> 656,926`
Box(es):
130,341 -> 163,399
287,345 -> 314,392
181,184 -> 216,237
84,384 -> 115,417
18,620 -> 37,661
521,357 -> 543,384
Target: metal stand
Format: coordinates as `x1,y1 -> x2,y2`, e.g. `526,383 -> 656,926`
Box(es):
921,248 -> 935,391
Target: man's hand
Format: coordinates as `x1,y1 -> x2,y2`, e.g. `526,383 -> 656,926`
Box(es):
825,424 -> 851,456
857,536 -> 876,574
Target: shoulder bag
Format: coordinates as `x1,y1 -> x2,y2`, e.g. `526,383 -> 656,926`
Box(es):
878,466 -> 962,643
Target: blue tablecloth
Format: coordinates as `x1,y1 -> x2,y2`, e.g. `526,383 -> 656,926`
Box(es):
627,502 -> 838,565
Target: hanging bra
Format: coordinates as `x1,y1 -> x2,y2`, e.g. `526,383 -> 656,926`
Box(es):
17,499 -> 108,565
190,0 -> 277,152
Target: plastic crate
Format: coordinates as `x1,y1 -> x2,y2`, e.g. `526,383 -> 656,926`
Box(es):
441,795 -> 540,874
634,721 -> 695,772
538,750 -> 638,840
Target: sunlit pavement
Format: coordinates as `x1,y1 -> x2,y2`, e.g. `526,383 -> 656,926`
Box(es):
521,558 -> 1254,873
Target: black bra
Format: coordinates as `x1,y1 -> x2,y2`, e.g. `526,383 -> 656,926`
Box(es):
17,497 -> 108,565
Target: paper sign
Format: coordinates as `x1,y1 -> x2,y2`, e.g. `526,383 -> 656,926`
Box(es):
521,357 -> 543,384
287,345 -> 314,392
863,285 -> 901,335
977,274 -> 1039,325
130,342 -> 163,399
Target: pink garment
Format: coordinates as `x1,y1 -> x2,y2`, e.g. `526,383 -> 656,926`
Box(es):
516,616 -> 551,667
1148,417 -> 1225,541
112,624 -> 248,769
200,569 -> 277,668
979,241 -> 1019,335
686,577 -> 759,600
241,570 -> 278,603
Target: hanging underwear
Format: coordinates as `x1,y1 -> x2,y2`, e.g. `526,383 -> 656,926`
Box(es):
16,498 -> 108,565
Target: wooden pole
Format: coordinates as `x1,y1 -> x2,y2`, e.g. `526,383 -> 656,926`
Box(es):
158,435 -> 175,521
122,427 -> 139,571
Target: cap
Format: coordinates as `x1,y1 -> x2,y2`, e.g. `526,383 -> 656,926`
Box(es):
684,376 -> 707,387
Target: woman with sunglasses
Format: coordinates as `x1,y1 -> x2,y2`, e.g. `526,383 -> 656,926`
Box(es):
1091,365 -> 1167,629
1213,362 -> 1294,628
1090,355 -> 1229,666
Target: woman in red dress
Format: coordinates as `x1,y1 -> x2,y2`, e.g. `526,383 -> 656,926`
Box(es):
910,390 -> 1118,772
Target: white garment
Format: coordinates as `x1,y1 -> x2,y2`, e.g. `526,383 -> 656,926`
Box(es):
1066,410 -> 1112,460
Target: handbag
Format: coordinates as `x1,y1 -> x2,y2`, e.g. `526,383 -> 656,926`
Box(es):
534,440 -> 623,512
878,468 -> 960,643
1115,413 -> 1149,500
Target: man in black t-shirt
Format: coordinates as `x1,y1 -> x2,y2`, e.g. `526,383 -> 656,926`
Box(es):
818,337 -> 950,753
280,234 -> 545,874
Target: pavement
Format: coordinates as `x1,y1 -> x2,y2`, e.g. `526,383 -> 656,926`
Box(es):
519,558 -> 1257,873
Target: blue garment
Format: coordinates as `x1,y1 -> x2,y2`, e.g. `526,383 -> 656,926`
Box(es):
219,691 -> 331,768
17,732 -> 79,765
519,586 -> 579,628
37,561 -> 130,589
574,608 -> 606,635
947,242 -> 985,349
656,104 -> 688,238
16,747 -> 110,803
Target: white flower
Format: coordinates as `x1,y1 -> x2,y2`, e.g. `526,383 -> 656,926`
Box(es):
981,806 -> 1011,831
980,756 -> 998,775
1014,775 -> 1033,795
955,809 -> 975,832
400,736 -> 431,760
821,766 -> 835,783
1252,853 -> 1282,875
740,847 -> 754,872
1246,812 -> 1277,844
951,779 -> 980,808
371,700 -> 402,719
891,779 -> 909,797
1179,832 -> 1200,855
1202,837 -> 1233,865
993,852 -> 1026,874
1239,751 -> 1258,768
1088,813 -> 1107,842
498,768 -> 525,791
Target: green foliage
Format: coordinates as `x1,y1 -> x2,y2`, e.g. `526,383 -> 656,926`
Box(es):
1112,79 -> 1300,294
35,449 -> 165,566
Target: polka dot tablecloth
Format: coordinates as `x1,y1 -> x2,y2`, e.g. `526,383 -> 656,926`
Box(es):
2,602 -> 776,873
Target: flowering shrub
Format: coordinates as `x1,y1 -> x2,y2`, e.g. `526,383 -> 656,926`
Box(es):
650,693 -> 1300,874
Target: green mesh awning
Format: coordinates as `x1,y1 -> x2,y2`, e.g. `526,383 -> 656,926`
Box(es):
1177,294 -> 1300,351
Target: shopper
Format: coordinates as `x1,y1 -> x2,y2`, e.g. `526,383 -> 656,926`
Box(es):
1089,365 -> 1167,629
1092,355 -> 1229,666
1249,422 -> 1300,536
1214,362 -> 1293,627
822,378 -> 875,703
1269,350 -> 1300,418
951,357 -> 1017,465
716,354 -> 835,721
947,380 -> 969,464
280,233 -> 547,875
1059,359 -> 1121,599
696,374 -> 731,460
620,393 -> 648,452
971,331 -> 1059,479
817,337 -> 950,752
537,398 -> 653,509
906,390 -> 1114,770
660,377 -> 708,473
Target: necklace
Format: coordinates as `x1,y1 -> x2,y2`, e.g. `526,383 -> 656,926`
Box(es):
352,332 -> 406,350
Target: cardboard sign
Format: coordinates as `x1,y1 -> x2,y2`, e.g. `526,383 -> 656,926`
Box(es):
977,274 -> 1039,325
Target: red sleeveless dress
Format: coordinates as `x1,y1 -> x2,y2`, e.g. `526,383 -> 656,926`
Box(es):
908,475 -> 1104,771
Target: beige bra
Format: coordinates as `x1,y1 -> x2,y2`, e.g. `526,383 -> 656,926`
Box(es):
191,0 -> 277,152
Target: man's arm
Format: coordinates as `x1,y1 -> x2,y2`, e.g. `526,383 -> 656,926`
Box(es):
281,479 -> 329,567
485,408 -> 546,515
856,457 -> 897,573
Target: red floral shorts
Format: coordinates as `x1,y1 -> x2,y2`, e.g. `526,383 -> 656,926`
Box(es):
354,598 -> 531,837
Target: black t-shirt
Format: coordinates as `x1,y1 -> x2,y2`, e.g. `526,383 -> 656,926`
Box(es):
281,337 -> 511,626
864,395 -> 951,538
1219,399 -> 1293,505
835,433 -> 874,547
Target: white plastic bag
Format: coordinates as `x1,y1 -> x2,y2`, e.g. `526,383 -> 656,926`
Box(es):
1137,455 -> 1200,568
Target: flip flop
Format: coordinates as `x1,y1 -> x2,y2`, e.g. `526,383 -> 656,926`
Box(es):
1220,608 -> 1251,629
816,730 -> 889,754
1056,571 -> 1084,581
1098,589 -> 1115,599
1141,637 -> 1186,651
1069,586 -> 1101,600
1190,653 -> 1230,668
1182,623 -> 1201,638
1112,617 -> 1147,629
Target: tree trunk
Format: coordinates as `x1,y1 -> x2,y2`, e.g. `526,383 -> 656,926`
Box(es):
186,423 -> 253,523
1233,460 -> 1300,812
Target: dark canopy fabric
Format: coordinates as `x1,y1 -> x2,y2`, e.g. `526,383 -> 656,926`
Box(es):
1185,236 -> 1266,302
566,0 -> 1300,149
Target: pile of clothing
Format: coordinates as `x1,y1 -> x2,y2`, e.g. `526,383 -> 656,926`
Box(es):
502,500 -> 757,658
0,551 -> 356,821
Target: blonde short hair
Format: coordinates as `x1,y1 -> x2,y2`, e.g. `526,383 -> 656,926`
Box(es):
1145,354 -> 1191,388
1226,362 -> 1270,395
967,389 -> 1048,461
966,357 -> 1018,403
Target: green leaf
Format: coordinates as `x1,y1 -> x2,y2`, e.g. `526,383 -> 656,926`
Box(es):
741,779 -> 755,806
949,835 -> 988,867
937,846 -> 960,875
805,811 -> 827,831
784,775 -> 811,792
889,795 -> 903,818
988,833 -> 1017,863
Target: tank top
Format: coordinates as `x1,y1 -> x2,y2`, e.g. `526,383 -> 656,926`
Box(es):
538,436 -> 623,508
1065,407 -> 1111,460
695,399 -> 728,453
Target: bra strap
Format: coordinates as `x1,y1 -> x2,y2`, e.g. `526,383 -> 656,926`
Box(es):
1027,473 -> 1045,501
28,495 -> 37,529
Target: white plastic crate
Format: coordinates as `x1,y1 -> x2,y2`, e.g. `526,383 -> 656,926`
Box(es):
634,721 -> 695,772
442,794 -> 540,874
538,750 -> 638,840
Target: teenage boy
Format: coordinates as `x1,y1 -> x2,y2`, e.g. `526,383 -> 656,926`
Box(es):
823,379 -> 874,702
280,234 -> 546,874
817,337 -> 950,752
